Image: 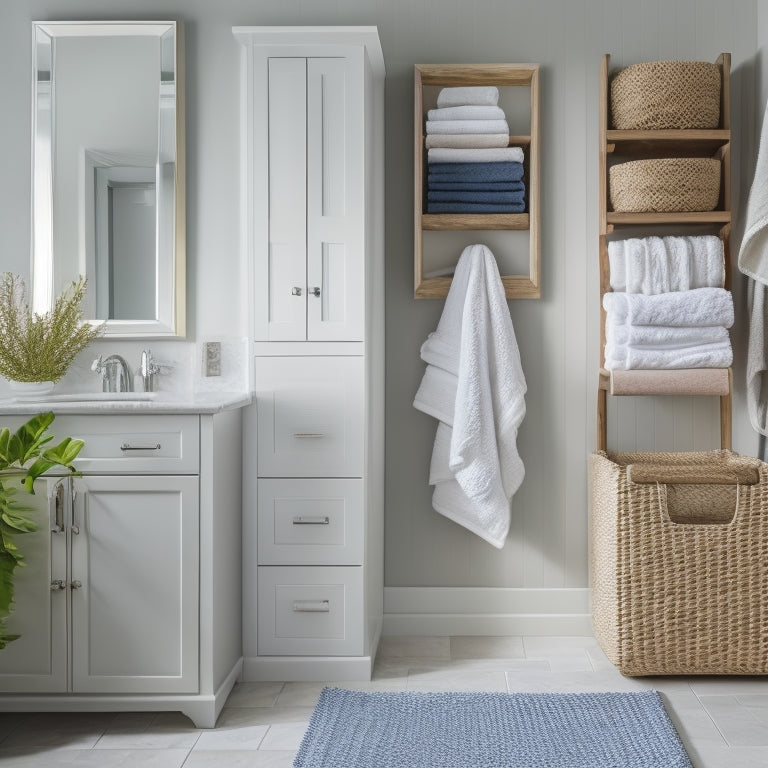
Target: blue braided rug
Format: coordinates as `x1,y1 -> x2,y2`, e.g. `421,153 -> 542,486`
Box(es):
293,688 -> 692,768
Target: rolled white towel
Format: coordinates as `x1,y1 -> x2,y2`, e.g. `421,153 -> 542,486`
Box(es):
605,318 -> 729,348
427,147 -> 524,164
425,133 -> 511,149
604,339 -> 733,370
436,86 -> 499,107
428,105 -> 507,121
602,287 -> 734,328
426,119 -> 510,135
608,235 -> 725,293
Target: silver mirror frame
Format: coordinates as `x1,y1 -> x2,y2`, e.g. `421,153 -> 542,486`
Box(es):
31,20 -> 186,338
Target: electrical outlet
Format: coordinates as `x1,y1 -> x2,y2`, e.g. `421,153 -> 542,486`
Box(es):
204,341 -> 221,377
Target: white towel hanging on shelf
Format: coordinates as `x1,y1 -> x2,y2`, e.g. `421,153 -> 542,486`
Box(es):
413,244 -> 527,549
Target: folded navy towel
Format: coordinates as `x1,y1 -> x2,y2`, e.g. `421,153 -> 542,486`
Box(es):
427,201 -> 526,213
427,190 -> 526,204
427,161 -> 524,183
427,180 -> 525,192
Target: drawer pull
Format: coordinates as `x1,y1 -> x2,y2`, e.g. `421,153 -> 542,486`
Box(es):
293,600 -> 330,613
293,433 -> 325,439
120,443 -> 162,451
292,516 -> 331,525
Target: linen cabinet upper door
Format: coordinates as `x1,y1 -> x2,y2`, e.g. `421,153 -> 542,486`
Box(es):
305,56 -> 364,342
266,57 -> 308,342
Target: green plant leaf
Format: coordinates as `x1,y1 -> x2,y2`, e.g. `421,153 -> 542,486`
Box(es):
13,412 -> 56,465
44,437 -> 85,469
1,509 -> 38,534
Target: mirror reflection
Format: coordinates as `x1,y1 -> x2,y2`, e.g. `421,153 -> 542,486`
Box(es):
32,21 -> 185,337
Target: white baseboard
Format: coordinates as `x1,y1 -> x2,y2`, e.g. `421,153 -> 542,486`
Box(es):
242,655 -> 375,681
383,587 -> 592,636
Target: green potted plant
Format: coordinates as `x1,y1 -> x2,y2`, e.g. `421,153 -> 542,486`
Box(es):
0,273 -> 103,394
0,412 -> 83,648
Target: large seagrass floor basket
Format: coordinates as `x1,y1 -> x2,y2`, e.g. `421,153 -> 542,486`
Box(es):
589,450 -> 768,676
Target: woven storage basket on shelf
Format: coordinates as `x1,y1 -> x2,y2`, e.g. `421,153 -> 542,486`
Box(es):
610,60 -> 721,129
589,450 -> 768,676
609,157 -> 720,212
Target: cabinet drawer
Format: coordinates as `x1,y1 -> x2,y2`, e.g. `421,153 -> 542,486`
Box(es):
257,566 -> 363,656
257,479 -> 363,565
53,415 -> 199,474
254,356 -> 363,477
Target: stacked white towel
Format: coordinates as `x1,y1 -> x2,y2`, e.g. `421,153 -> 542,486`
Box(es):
425,86 -> 525,214
413,244 -> 527,549
602,287 -> 734,371
608,235 -> 725,293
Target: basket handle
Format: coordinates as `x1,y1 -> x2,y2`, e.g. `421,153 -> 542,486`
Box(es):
627,463 -> 760,486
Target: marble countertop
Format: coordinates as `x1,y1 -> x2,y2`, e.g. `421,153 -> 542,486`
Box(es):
0,390 -> 252,415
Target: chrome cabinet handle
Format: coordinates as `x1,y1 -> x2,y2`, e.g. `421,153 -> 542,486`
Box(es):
120,443 -> 161,451
309,287 -> 321,297
70,580 -> 82,590
50,579 -> 66,591
292,516 -> 331,525
292,600 -> 330,613
292,287 -> 303,296
51,482 -> 65,533
292,433 -> 325,439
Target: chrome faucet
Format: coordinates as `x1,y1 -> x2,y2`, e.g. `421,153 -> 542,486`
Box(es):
91,354 -> 133,393
137,349 -> 160,392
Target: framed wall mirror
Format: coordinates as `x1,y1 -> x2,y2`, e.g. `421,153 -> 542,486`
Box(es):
31,20 -> 185,337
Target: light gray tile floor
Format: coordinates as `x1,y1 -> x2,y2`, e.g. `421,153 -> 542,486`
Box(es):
0,635 -> 766,767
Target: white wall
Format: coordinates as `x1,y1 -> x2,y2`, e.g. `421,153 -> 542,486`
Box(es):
0,0 -> 761,605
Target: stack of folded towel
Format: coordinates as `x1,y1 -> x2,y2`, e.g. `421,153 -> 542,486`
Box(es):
603,235 -> 734,370
425,86 -> 525,214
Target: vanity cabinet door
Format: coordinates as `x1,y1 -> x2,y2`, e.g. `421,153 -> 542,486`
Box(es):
70,475 -> 199,694
0,478 -> 68,693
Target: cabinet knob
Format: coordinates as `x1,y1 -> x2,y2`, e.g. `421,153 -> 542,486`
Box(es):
50,579 -> 66,591
70,580 -> 83,590
309,286 -> 321,297
292,287 -> 303,296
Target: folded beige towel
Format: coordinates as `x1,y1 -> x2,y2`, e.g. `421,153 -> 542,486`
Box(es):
427,147 -> 524,164
425,133 -> 510,149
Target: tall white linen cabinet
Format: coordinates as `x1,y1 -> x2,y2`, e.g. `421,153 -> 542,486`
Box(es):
234,27 -> 385,681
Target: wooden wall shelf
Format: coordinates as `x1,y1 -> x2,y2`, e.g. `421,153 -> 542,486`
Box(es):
414,63 -> 540,299
596,52 -> 733,451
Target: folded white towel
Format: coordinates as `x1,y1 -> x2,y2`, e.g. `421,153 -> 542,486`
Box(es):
427,147 -> 524,164
426,119 -> 510,135
602,287 -> 734,328
608,235 -> 725,293
428,105 -> 507,121
437,86 -> 499,108
413,244 -> 526,549
605,319 -> 729,349
425,133 -> 511,149
604,339 -> 733,370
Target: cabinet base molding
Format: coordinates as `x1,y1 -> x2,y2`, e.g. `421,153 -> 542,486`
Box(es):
382,587 -> 592,636
242,654 -> 375,682
0,657 -> 243,730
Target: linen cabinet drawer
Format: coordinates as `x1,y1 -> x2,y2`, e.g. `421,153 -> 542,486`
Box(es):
52,415 -> 200,474
257,479 -> 363,565
257,566 -> 363,656
254,356 -> 363,477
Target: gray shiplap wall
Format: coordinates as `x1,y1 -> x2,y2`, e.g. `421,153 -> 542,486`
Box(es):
0,0 -> 761,595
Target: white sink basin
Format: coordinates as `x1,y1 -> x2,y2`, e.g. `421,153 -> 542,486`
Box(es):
45,391 -> 158,402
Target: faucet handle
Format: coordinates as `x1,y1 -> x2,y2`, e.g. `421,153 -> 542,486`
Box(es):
91,355 -> 104,373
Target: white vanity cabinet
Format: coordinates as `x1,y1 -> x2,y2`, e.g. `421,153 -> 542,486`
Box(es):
0,408 -> 244,728
236,26 -> 385,682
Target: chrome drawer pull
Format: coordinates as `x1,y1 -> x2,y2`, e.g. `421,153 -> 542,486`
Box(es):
292,433 -> 325,439
120,443 -> 162,451
309,286 -> 321,297
292,516 -> 331,525
292,600 -> 330,613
